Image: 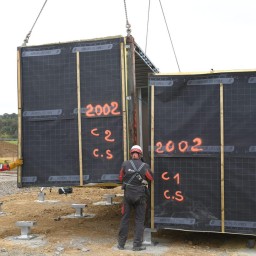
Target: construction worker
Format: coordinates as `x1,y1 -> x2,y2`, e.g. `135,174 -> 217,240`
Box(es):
117,145 -> 153,251
0,159 -> 23,172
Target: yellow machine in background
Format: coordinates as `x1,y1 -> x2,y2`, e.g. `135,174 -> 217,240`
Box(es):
0,159 -> 23,171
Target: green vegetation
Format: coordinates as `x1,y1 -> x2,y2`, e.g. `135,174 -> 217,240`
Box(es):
0,113 -> 18,139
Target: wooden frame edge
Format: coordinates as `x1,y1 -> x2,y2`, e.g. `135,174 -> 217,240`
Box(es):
220,82 -> 225,233
76,52 -> 83,186
150,85 -> 155,229
120,41 -> 127,161
17,49 -> 22,187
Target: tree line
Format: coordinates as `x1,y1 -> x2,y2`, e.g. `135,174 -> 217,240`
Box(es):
0,113 -> 18,139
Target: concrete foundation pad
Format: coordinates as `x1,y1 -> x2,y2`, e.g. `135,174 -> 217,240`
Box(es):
13,234 -> 37,240
34,200 -> 59,204
61,213 -> 95,219
113,240 -> 169,254
5,235 -> 47,247
93,201 -> 120,206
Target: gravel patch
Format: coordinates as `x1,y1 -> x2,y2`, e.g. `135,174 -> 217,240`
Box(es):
0,180 -> 21,198
0,173 -> 33,198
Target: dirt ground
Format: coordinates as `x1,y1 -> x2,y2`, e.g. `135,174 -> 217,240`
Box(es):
0,142 -> 255,256
0,141 -> 17,161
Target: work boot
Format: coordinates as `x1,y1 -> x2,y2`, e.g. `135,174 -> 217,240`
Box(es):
132,246 -> 146,251
117,244 -> 125,250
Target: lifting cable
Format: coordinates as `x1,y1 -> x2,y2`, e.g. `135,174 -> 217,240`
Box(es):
123,0 -> 131,36
145,0 -> 151,54
22,0 -> 48,46
159,0 -> 181,72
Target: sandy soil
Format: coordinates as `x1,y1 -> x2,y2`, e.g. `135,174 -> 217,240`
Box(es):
0,141 -> 17,162
0,175 -> 255,256
0,142 -> 255,256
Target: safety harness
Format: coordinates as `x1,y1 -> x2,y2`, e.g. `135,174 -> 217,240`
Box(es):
124,160 -> 146,186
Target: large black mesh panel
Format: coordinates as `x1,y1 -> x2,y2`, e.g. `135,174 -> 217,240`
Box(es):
79,39 -> 123,182
20,37 -> 124,186
150,72 -> 256,234
154,157 -> 221,232
223,72 -> 256,234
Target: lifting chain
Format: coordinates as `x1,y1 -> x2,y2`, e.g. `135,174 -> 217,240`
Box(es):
22,0 -> 48,46
123,0 -> 131,36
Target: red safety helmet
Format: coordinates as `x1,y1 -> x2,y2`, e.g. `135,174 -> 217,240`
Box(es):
130,145 -> 143,155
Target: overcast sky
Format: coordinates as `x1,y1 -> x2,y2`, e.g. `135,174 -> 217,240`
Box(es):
0,0 -> 256,114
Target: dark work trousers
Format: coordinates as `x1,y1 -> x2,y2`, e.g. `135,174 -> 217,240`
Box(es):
118,189 -> 147,248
